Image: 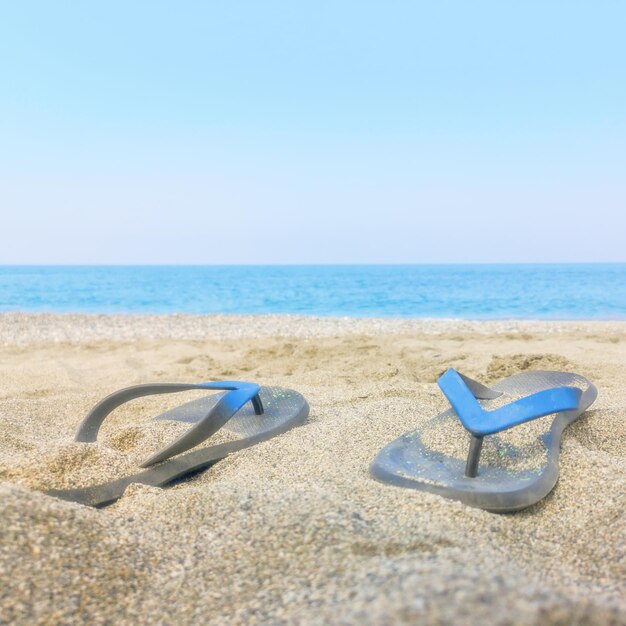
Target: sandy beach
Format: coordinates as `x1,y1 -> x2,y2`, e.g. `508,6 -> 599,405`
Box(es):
1,313 -> 624,625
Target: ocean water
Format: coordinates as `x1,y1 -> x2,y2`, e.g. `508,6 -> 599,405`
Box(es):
0,264 -> 625,319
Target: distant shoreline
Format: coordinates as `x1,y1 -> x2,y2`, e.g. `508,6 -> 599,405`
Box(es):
1,312 -> 624,346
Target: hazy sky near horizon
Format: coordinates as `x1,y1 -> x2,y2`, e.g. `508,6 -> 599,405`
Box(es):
1,1 -> 625,264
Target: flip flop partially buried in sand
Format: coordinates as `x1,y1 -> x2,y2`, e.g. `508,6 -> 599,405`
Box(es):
46,381 -> 309,507
371,369 -> 597,512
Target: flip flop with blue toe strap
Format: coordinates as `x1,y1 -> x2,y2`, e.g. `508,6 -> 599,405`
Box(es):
370,369 -> 597,512
47,381 -> 308,507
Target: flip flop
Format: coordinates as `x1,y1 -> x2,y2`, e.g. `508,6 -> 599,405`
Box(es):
46,381 -> 309,507
370,369 -> 597,512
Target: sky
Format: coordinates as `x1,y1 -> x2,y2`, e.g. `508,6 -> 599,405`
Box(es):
1,1 -> 625,264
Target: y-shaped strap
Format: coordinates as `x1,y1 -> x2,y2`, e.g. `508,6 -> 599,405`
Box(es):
75,381 -> 264,467
437,369 -> 581,477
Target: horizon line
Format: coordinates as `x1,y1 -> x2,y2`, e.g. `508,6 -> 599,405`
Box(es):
1,261 -> 625,268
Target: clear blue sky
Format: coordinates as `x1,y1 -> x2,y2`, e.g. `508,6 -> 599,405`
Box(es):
1,1 -> 624,264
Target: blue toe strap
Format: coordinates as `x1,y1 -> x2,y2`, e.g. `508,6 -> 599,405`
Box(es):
75,380 -> 263,467
437,369 -> 582,436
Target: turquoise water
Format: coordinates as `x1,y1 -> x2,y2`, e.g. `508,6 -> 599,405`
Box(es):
0,265 -> 625,319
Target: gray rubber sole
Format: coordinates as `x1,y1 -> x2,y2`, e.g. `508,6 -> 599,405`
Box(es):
47,386 -> 308,507
370,371 -> 597,512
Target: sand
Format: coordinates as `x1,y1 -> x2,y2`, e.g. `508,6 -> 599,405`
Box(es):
0,313 -> 625,625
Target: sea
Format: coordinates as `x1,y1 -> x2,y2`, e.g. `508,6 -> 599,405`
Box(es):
0,264 -> 625,319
